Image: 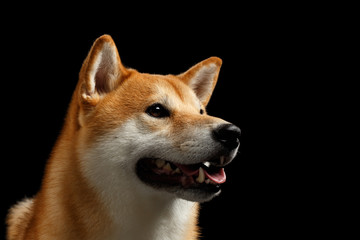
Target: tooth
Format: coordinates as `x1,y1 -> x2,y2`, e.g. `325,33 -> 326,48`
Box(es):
205,179 -> 210,184
196,167 -> 205,183
204,161 -> 210,167
163,162 -> 172,172
220,156 -> 225,165
155,159 -> 165,168
173,168 -> 181,174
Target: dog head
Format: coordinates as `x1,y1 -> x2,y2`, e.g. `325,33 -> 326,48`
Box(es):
76,35 -> 240,203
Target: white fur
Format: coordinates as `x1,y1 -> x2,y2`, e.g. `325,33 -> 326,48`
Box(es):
77,114 -> 230,239
77,120 -> 199,240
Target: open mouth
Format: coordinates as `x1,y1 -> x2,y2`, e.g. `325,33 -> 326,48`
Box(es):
136,158 -> 227,196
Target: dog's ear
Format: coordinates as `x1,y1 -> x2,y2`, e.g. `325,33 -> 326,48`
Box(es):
79,34 -> 128,106
177,57 -> 222,106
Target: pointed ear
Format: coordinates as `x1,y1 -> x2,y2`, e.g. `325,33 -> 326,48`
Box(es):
177,57 -> 222,106
79,34 -> 127,106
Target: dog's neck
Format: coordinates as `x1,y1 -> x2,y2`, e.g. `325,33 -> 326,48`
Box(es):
103,192 -> 198,240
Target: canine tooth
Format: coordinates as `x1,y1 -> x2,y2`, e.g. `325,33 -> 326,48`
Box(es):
155,159 -> 165,168
163,162 -> 172,171
204,161 -> 211,167
196,167 -> 205,183
220,156 -> 225,165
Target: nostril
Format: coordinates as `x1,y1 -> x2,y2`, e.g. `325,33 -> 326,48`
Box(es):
213,124 -> 241,150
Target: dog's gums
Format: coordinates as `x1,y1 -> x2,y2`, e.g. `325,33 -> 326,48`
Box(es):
136,158 -> 227,194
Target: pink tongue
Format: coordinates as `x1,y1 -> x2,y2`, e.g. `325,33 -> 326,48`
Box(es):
204,168 -> 226,184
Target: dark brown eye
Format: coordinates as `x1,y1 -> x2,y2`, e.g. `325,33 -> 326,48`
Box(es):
146,103 -> 170,118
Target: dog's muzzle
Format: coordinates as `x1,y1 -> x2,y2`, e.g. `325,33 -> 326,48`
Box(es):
135,123 -> 241,202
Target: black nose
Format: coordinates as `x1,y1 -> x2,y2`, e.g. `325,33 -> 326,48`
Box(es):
213,124 -> 241,150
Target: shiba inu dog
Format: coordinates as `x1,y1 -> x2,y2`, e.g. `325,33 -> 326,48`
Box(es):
7,35 -> 241,240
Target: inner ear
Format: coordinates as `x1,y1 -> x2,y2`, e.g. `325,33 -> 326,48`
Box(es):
177,57 -> 222,106
93,43 -> 120,94
80,35 -> 127,104
188,63 -> 219,103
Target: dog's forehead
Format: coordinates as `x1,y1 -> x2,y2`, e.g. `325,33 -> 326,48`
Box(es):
123,73 -> 200,109
153,76 -> 200,108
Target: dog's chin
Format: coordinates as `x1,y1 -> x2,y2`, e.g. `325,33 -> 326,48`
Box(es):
135,157 -> 230,202
172,185 -> 221,202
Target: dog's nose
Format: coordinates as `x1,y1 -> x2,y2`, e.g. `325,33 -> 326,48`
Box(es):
213,124 -> 241,150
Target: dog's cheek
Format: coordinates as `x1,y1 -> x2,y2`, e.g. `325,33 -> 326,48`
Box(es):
128,119 -> 175,158
100,119 -> 169,163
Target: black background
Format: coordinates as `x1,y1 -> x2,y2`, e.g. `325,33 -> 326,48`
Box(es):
0,6 -> 339,240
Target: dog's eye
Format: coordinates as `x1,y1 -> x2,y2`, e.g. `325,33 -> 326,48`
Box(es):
146,103 -> 170,118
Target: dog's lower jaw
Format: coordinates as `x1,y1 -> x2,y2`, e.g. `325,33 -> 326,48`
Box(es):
135,158 -> 225,203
